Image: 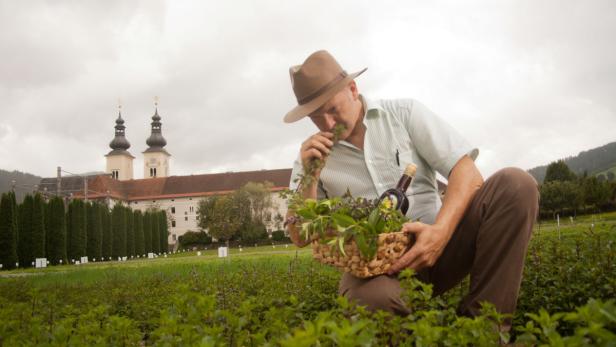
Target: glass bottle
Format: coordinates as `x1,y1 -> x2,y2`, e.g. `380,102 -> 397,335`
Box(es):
378,164 -> 417,214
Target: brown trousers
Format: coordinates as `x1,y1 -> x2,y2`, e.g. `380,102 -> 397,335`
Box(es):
339,167 -> 540,318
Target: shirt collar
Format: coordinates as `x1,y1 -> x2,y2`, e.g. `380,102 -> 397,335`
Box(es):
360,94 -> 385,118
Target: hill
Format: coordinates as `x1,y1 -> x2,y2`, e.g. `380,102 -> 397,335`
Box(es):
0,169 -> 43,203
528,141 -> 616,183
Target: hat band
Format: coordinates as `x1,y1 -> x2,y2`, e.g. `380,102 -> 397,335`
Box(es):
297,71 -> 348,105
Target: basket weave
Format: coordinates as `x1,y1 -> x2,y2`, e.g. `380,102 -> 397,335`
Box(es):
311,231 -> 413,278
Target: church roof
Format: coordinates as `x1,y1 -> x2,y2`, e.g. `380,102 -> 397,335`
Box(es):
145,108 -> 168,152
108,113 -> 132,153
38,168 -> 293,202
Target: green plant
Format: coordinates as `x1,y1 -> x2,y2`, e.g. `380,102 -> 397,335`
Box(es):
289,193 -> 408,260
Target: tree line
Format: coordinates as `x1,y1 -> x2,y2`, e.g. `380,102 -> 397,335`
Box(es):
0,192 -> 168,270
528,141 -> 616,183
539,160 -> 616,218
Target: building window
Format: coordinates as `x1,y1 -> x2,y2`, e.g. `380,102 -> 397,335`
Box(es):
189,206 -> 194,212
184,216 -> 188,221
150,167 -> 157,177
111,170 -> 119,179
171,220 -> 176,228
172,234 -> 177,241
184,211 -> 187,215
171,207 -> 175,214
189,197 -> 192,200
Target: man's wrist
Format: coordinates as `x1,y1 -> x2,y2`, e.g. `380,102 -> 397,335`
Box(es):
432,221 -> 456,239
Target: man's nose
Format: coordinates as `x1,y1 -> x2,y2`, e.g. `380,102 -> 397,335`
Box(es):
323,114 -> 336,130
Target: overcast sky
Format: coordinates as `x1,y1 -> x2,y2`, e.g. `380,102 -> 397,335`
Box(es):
1,0 -> 615,181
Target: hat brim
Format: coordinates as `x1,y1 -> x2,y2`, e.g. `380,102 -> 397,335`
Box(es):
283,68 -> 367,123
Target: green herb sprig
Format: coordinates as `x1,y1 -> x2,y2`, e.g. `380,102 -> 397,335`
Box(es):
295,124 -> 347,190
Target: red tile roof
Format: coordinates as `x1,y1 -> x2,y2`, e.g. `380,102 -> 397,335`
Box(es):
41,169 -> 293,201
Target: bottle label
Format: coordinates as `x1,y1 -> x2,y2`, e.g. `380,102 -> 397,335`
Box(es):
383,194 -> 399,210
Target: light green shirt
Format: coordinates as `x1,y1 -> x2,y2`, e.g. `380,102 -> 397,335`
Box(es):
290,96 -> 478,224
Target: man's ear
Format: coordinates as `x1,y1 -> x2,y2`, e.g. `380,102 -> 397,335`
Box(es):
348,80 -> 359,99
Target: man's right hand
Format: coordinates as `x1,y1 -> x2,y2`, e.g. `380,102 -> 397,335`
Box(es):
300,131 -> 335,176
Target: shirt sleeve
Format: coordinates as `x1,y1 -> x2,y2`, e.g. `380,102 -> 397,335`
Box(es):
404,99 -> 479,178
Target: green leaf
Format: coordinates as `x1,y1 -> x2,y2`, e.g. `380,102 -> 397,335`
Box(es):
368,208 -> 380,227
338,237 -> 347,257
331,213 -> 356,228
296,209 -> 317,220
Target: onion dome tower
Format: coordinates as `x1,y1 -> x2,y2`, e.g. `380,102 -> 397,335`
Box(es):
105,105 -> 135,180
143,97 -> 171,178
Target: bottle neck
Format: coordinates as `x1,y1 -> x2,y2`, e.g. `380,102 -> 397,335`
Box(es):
396,174 -> 412,193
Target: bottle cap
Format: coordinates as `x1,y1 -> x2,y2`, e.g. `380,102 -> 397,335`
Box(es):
404,164 -> 417,177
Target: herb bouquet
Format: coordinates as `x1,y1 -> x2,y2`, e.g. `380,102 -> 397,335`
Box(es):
286,125 -> 414,278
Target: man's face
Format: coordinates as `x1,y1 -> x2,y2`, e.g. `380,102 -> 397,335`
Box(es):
308,82 -> 362,140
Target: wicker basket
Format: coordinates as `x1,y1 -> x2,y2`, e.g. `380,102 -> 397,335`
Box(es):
311,231 -> 413,278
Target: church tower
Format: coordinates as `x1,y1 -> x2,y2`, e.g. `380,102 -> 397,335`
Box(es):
105,109 -> 135,180
143,103 -> 170,178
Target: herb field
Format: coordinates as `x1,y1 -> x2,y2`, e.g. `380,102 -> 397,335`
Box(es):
1,214 -> 615,346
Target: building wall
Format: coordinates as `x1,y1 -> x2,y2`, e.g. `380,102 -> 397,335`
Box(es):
127,191 -> 289,246
105,155 -> 134,180
143,152 -> 170,178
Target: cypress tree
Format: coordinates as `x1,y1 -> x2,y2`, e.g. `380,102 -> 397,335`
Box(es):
44,199 -> 52,259
32,193 -> 46,260
0,193 -> 19,270
111,204 -> 126,259
86,202 -> 102,261
101,206 -> 112,260
18,194 -> 34,267
143,211 -> 152,254
68,199 -> 86,262
151,211 -> 160,254
134,210 -> 145,256
159,211 -> 168,253
46,197 -> 67,265
126,206 -> 135,257
66,202 -> 72,261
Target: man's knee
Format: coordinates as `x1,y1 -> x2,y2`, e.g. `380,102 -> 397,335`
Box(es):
340,275 -> 410,315
491,167 -> 539,212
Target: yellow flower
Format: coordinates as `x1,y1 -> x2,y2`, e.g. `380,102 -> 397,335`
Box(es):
380,196 -> 395,210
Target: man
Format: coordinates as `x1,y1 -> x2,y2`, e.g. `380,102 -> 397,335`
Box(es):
284,50 -> 539,323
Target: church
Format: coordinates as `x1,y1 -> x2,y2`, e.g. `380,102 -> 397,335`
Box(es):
39,107 -> 292,248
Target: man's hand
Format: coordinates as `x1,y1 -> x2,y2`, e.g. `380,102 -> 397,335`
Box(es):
300,131 -> 334,175
387,222 -> 452,274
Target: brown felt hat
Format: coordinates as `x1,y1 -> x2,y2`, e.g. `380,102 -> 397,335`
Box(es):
283,50 -> 367,123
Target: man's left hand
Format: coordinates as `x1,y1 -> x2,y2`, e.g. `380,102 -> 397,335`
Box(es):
387,222 -> 452,275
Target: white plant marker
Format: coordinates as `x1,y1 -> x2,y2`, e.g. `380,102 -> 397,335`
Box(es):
148,253 -> 154,259
35,258 -> 47,268
197,251 -> 201,256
